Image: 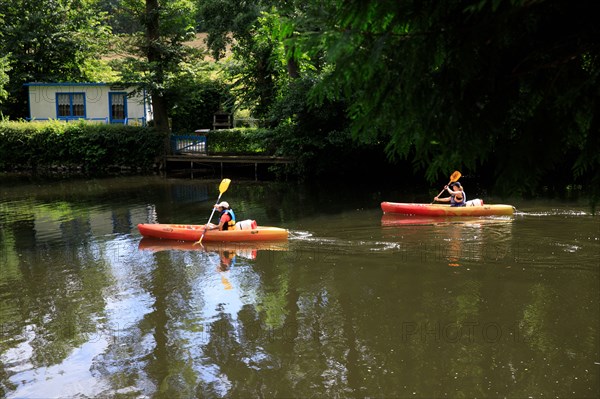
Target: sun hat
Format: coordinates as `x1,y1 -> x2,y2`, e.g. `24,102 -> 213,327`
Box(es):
214,201 -> 229,208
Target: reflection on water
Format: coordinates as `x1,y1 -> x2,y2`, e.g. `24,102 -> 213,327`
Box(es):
0,176 -> 598,398
381,214 -> 514,267
138,237 -> 289,254
138,238 -> 290,292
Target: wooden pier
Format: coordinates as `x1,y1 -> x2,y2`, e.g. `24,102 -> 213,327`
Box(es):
164,154 -> 294,179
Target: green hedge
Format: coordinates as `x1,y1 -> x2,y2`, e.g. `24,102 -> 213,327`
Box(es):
205,128 -> 274,155
0,120 -> 165,172
0,123 -> 282,173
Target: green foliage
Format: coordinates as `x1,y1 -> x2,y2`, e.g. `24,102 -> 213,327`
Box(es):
0,120 -> 164,172
198,0 -> 281,118
96,0 -> 144,34
167,63 -> 233,133
206,128 -> 271,154
263,76 -> 392,177
110,0 -> 200,84
197,0 -> 263,61
0,0 -> 597,194
109,0 -> 204,131
0,54 -> 10,103
0,0 -> 112,117
277,0 -> 599,193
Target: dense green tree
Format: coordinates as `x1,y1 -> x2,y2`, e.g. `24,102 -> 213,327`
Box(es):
198,0 -> 281,119
96,0 -> 142,34
0,0 -> 112,118
111,0 -> 201,132
280,0 -> 599,192
198,0 -> 336,120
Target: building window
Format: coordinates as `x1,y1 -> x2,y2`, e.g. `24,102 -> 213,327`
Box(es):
56,93 -> 85,118
109,92 -> 127,123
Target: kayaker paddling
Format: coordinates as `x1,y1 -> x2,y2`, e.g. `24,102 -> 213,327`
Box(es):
139,179 -> 288,243
206,201 -> 237,231
434,182 -> 466,207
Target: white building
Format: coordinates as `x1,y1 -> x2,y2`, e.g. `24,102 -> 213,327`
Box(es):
25,82 -> 151,125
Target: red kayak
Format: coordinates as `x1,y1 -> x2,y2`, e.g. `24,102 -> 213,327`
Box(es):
380,202 -> 515,216
137,223 -> 288,242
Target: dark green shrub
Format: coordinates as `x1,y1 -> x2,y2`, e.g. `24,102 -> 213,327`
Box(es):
0,120 -> 164,172
206,128 -> 271,154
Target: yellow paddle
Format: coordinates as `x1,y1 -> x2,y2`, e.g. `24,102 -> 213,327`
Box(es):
195,178 -> 231,245
432,171 -> 461,203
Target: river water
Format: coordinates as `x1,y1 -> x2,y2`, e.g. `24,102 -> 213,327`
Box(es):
0,175 -> 598,398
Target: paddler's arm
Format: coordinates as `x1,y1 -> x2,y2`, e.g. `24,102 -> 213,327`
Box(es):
215,216 -> 227,231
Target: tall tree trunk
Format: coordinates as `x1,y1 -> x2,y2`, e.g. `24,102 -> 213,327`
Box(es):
145,0 -> 170,133
287,57 -> 300,79
285,41 -> 300,79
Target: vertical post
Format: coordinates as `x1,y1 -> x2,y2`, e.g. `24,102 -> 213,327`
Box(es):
255,162 -> 258,181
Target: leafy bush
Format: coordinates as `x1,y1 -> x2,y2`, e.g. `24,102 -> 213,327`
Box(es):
206,128 -> 272,154
0,120 -> 165,172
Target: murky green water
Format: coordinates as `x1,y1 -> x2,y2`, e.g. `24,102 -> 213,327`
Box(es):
0,175 -> 598,398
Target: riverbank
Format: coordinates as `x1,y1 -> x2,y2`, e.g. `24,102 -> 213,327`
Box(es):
1,121 -> 597,204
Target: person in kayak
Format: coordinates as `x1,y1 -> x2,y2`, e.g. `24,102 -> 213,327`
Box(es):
206,201 -> 237,230
434,182 -> 466,206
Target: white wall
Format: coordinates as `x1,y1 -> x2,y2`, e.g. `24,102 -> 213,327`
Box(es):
26,83 -> 150,124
